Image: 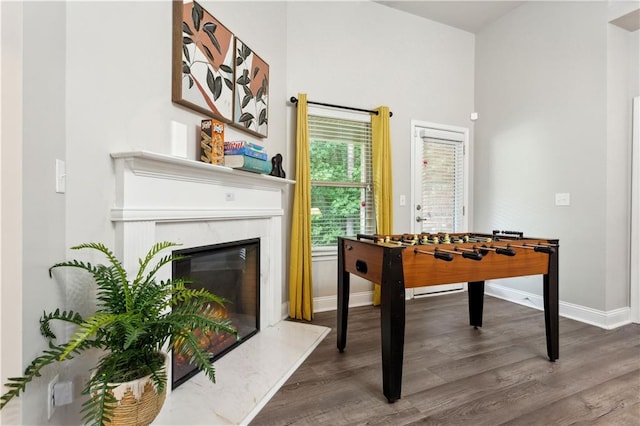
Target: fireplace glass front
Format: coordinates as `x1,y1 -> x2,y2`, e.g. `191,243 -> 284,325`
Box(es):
171,238 -> 260,389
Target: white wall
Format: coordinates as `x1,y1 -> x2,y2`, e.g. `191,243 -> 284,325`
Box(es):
7,1 -> 288,424
606,21 -> 638,311
2,2 -> 70,425
475,1 -> 633,315
286,1 -> 475,303
1,2 -> 25,425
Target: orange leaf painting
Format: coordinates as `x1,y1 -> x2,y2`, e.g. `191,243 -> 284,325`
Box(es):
173,0 -> 234,122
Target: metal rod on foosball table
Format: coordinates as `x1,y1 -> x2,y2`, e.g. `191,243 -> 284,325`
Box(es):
466,235 -> 493,243
389,240 -> 419,247
508,243 -> 555,254
475,245 -> 516,256
436,247 -> 483,261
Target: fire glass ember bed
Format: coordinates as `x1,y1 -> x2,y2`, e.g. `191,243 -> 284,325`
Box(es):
171,238 -> 260,389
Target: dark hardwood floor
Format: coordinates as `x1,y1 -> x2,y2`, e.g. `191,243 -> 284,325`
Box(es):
251,292 -> 640,425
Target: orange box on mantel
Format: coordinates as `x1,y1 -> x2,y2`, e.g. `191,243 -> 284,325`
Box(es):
200,119 -> 225,165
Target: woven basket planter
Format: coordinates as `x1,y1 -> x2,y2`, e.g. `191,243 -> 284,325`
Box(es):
103,374 -> 167,426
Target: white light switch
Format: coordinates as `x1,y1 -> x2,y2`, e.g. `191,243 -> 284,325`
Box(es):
555,193 -> 570,206
55,159 -> 66,193
399,194 -> 406,206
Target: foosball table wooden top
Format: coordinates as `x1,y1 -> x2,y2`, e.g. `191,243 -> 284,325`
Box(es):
341,232 -> 559,288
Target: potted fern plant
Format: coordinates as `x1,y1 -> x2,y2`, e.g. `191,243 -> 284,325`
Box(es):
0,241 -> 238,426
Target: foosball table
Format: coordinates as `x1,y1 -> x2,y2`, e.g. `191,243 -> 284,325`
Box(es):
337,230 -> 559,403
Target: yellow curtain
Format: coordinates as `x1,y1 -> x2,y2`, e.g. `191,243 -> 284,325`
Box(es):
289,93 -> 313,320
371,106 -> 393,305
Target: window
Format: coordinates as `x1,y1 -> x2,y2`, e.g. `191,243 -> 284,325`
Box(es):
309,110 -> 375,250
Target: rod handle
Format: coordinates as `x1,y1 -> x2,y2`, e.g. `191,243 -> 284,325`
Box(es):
434,251 -> 454,262
462,251 -> 483,261
496,247 -> 516,256
534,245 -> 554,254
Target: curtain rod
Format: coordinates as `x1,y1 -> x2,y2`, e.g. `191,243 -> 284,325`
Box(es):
289,96 -> 393,117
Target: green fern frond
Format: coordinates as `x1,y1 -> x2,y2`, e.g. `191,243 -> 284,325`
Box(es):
94,266 -> 127,313
172,331 -> 217,383
70,243 -> 132,313
133,242 -> 180,286
60,313 -> 117,360
171,285 -> 229,306
1,339 -> 98,409
81,377 -> 117,426
130,279 -> 168,313
121,319 -> 146,350
168,304 -> 239,341
39,308 -> 84,339
70,243 -> 123,271
49,259 -> 100,278
149,368 -> 167,396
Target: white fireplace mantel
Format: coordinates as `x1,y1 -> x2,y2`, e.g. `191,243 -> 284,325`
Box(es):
110,150 -> 294,327
111,150 -> 294,222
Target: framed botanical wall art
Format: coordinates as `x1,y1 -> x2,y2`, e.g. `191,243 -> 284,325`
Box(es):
234,38 -> 269,138
172,0 -> 235,122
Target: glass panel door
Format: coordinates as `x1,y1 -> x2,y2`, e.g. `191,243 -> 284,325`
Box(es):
411,122 -> 468,296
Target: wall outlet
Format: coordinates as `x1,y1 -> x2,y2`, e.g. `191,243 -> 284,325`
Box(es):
53,381 -> 73,406
47,374 -> 59,420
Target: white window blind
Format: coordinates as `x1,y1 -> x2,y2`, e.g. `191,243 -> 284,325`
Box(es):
421,133 -> 464,233
308,113 -> 375,248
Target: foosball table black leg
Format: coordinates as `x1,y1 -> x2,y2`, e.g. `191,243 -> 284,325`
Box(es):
380,249 -> 405,403
468,281 -> 485,328
543,245 -> 560,361
337,238 -> 350,353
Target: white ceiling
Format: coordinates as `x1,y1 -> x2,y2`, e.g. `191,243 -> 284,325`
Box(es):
375,1 -> 525,33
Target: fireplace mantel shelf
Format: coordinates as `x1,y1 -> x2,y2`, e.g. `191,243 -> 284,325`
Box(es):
111,151 -> 294,223
111,150 -> 295,189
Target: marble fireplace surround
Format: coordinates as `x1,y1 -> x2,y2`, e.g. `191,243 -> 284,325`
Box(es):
111,150 -> 295,328
111,151 -> 330,424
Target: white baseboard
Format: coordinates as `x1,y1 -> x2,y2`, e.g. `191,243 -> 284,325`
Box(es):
485,282 -> 632,330
303,283 -> 632,330
314,290 -> 374,313
313,281 -> 632,330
